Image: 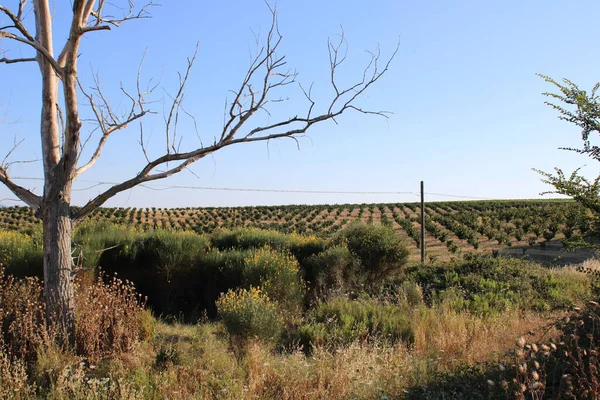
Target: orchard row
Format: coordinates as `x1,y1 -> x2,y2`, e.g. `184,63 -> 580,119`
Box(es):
0,199 -> 591,260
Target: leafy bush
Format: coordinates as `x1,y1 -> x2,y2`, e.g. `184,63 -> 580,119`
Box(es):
154,345 -> 182,370
332,222 -> 409,285
407,255 -> 590,315
240,247 -> 305,318
216,287 -> 282,346
140,230 -> 211,272
210,228 -> 325,264
304,245 -> 361,298
72,220 -> 142,269
101,232 -> 307,321
289,296 -> 414,352
98,229 -> 211,318
0,230 -> 43,277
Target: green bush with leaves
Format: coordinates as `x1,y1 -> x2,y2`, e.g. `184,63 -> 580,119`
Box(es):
289,296 -> 414,352
407,255 -> 590,315
239,246 -> 306,318
216,287 -> 282,345
98,229 -> 211,318
332,222 -> 409,285
210,228 -> 325,264
0,230 -> 43,277
534,75 -> 600,235
73,220 -> 142,268
304,245 -> 361,298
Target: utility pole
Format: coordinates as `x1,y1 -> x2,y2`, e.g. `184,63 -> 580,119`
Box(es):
420,181 -> 425,265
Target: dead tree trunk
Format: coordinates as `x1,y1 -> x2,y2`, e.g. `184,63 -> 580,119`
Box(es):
36,0 -> 76,346
41,182 -> 76,346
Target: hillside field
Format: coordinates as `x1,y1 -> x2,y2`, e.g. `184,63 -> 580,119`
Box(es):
0,199 -> 594,264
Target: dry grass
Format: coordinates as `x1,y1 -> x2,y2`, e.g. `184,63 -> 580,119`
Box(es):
0,266 -> 153,399
75,273 -> 154,362
578,257 -> 600,272
0,306 -> 571,399
411,306 -> 560,367
117,305 -> 561,400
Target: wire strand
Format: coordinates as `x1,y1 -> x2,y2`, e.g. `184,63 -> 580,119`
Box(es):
8,176 -> 493,200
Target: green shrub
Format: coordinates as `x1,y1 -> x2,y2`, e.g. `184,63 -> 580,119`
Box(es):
407,255 -> 590,315
199,246 -> 307,319
98,229 -> 211,319
0,230 -> 43,277
396,280 -> 425,307
154,345 -> 182,370
140,230 -> 211,273
72,220 -> 141,268
240,247 -> 305,318
216,287 -> 282,346
304,245 -> 360,298
332,222 -> 409,285
290,296 -> 414,352
210,228 -> 325,263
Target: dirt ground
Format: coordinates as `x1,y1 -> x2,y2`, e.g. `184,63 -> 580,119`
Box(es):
500,240 -> 597,266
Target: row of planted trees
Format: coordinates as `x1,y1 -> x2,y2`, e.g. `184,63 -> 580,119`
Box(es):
0,200 -> 594,257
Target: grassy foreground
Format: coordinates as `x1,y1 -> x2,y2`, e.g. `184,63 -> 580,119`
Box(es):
0,289 -> 565,399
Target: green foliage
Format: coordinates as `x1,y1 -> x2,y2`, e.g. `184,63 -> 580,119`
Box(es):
332,222 -> 409,285
0,230 -> 43,277
289,296 -> 414,351
138,230 -> 211,273
155,346 -> 182,370
73,220 -> 142,269
535,167 -> 600,218
100,230 -> 306,320
210,228 -> 325,262
407,255 -> 590,315
304,245 -> 361,297
405,362 -> 502,400
238,246 -> 306,318
216,287 -> 282,345
98,229 -> 212,319
535,75 -> 600,230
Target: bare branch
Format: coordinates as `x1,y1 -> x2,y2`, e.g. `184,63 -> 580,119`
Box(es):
0,4 -> 35,41
72,8 -> 398,221
0,31 -> 63,76
164,44 -> 198,154
75,57 -> 155,177
0,56 -> 36,64
57,1 -> 154,67
138,122 -> 151,163
80,25 -> 111,33
87,0 -> 154,29
0,167 -> 41,208
1,135 -> 25,167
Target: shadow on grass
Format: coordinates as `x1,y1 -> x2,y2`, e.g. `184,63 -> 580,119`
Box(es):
404,362 -> 507,400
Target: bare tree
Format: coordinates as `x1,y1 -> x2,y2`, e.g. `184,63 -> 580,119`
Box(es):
0,0 -> 397,346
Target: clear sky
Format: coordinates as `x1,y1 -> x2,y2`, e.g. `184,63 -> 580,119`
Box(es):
1,1 -> 599,208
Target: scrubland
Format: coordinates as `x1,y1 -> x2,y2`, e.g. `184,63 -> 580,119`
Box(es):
1,217 -> 599,399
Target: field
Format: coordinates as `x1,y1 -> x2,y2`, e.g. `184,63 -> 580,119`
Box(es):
0,199 -> 593,264
1,199 -> 600,399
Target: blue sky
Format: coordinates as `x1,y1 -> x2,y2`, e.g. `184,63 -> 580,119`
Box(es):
1,0 -> 599,207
